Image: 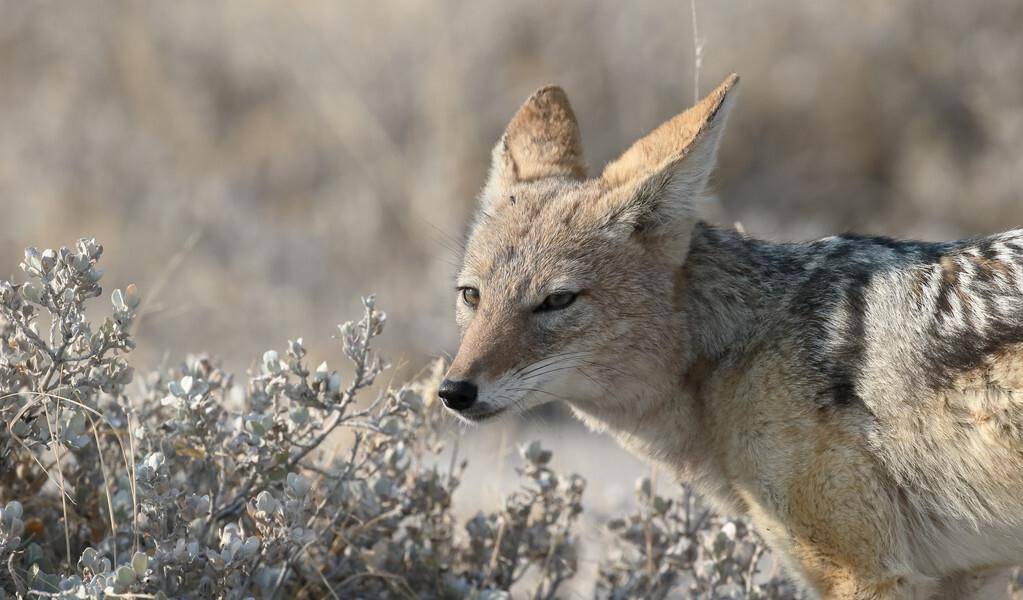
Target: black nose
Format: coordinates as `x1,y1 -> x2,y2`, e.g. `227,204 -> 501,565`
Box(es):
438,379 -> 478,411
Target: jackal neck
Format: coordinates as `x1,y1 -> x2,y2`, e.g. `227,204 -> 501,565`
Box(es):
572,224 -> 792,499
679,222 -> 786,364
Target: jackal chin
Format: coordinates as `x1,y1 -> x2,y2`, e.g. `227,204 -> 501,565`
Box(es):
450,403 -> 508,424
451,388 -> 535,424
446,382 -> 546,424
441,355 -> 599,423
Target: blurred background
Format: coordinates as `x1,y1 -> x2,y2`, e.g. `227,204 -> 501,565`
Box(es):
1,0 -> 1022,590
2,0 -> 1022,373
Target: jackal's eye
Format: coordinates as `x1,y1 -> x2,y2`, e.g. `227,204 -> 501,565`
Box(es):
535,291 -> 578,312
459,287 -> 480,309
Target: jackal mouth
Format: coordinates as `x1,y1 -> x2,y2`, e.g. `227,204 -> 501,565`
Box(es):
456,404 -> 506,423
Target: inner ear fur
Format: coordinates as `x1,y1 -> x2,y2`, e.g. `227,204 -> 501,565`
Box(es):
593,73 -> 739,258
602,73 -> 739,191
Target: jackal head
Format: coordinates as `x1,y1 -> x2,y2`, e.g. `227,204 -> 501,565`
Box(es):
442,75 -> 739,422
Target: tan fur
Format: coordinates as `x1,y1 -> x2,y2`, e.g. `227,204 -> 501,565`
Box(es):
496,85 -> 587,184
446,74 -> 1021,599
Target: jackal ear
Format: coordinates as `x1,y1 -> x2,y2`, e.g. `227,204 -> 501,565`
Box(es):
486,85 -> 587,189
598,74 -> 738,252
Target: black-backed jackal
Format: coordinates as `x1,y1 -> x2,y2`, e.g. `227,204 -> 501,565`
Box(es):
441,74 -> 1023,599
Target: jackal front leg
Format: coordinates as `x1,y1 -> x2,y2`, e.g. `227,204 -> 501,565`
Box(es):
750,444 -> 924,599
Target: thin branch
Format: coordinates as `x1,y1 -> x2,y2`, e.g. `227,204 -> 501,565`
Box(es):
41,400 -> 71,569
87,412 -> 119,566
690,0 -> 703,102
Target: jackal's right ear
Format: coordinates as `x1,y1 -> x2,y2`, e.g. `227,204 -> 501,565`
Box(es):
598,74 -> 738,258
483,86 -> 587,194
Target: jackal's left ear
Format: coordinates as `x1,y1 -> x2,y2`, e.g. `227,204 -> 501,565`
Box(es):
484,86 -> 587,193
599,74 -> 738,256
